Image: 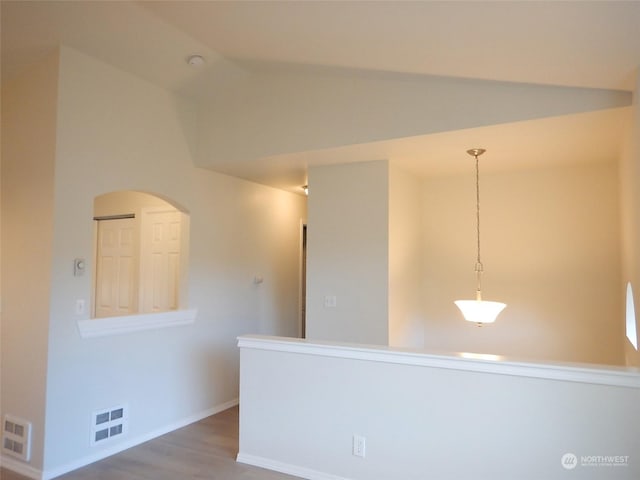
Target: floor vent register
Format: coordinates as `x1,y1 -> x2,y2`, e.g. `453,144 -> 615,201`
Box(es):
92,405 -> 127,445
2,415 -> 32,462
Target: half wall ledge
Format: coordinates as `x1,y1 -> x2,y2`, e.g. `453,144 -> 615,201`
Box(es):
237,335 -> 640,388
237,334 -> 640,480
77,309 -> 197,338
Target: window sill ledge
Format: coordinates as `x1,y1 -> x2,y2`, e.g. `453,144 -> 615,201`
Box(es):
77,309 -> 197,338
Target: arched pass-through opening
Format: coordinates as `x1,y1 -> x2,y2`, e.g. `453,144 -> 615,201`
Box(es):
78,191 -> 196,338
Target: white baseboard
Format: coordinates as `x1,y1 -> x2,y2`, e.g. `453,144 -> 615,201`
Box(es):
0,455 -> 43,479
40,398 -> 238,480
237,452 -> 351,480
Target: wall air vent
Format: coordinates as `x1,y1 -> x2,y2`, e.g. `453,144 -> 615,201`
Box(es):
2,415 -> 32,462
91,405 -> 127,445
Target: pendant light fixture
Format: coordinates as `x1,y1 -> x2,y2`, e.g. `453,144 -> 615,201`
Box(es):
454,148 -> 506,326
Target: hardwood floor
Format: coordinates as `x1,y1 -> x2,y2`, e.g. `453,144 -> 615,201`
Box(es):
1,406 -> 297,480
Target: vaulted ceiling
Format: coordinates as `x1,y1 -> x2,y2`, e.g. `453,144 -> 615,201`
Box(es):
2,1 -> 639,190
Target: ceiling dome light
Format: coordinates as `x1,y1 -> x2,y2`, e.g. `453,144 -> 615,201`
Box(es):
187,55 -> 205,67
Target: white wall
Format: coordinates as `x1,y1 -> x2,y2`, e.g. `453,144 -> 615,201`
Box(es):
620,74 -> 640,367
306,160 -> 389,345
307,161 -> 425,347
388,165 -> 424,348
306,156 -> 624,364
1,51 -> 60,473
422,162 -> 623,364
198,66 -> 631,167
238,336 -> 640,480
0,46 -> 307,477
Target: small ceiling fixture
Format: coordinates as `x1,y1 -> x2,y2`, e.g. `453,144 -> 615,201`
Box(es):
454,148 -> 506,326
186,55 -> 205,67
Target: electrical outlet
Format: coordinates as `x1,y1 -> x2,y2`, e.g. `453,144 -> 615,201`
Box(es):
324,295 -> 337,308
352,434 -> 366,457
76,299 -> 85,315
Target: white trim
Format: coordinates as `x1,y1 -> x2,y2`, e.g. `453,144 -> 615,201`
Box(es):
237,335 -> 640,388
77,308 -> 197,338
41,398 -> 238,480
626,282 -> 638,350
0,455 -> 43,479
237,453 -> 350,480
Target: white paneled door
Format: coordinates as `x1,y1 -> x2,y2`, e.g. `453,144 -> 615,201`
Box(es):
94,218 -> 139,318
139,208 -> 182,313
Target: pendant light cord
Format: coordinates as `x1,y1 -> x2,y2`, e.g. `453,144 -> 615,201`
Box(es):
456,148 -> 506,325
474,153 -> 483,300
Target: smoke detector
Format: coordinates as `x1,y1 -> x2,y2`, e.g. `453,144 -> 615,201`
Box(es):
187,55 -> 205,67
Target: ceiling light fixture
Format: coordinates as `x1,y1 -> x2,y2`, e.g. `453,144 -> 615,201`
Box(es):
187,55 -> 205,67
454,148 -> 506,326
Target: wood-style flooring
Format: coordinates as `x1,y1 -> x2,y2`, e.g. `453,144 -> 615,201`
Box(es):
1,406 -> 297,480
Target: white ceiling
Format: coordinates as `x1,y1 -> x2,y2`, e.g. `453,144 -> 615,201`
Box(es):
2,1 -> 639,188
141,0 -> 640,91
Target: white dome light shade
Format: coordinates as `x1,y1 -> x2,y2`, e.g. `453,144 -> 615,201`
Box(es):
455,299 -> 507,324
